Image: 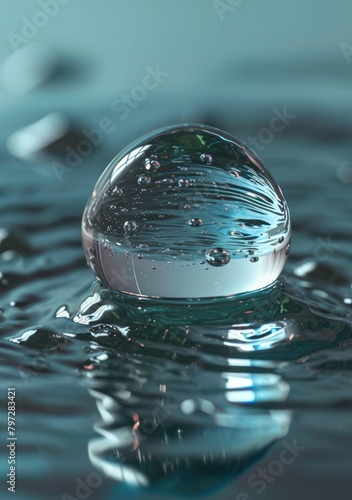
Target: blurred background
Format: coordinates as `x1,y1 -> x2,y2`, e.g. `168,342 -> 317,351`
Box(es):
1,1 -> 352,500
1,0 -> 352,188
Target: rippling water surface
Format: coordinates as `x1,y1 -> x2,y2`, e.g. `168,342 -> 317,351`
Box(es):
1,96 -> 352,500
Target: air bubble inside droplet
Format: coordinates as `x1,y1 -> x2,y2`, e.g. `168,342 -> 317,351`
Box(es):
178,179 -> 188,188
205,248 -> 231,267
124,221 -> 137,232
82,124 -> 291,298
112,187 -> 123,196
138,175 -> 151,185
145,158 -> 160,171
188,218 -> 202,227
200,153 -> 212,164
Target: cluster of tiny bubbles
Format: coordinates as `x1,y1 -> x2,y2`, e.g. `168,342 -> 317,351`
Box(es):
82,124 -> 291,299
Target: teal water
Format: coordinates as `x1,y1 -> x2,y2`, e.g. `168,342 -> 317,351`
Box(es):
0,97 -> 352,500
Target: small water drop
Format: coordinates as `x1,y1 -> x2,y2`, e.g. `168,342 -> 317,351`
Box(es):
137,254 -> 143,259
250,257 -> 259,263
278,236 -> 284,244
205,248 -> 230,267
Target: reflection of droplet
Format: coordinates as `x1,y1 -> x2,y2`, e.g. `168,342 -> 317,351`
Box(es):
188,218 -> 202,227
205,248 -> 230,267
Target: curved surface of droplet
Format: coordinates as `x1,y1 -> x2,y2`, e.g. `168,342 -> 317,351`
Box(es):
82,124 -> 291,298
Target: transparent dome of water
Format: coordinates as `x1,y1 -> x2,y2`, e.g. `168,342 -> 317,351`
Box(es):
82,124 -> 291,298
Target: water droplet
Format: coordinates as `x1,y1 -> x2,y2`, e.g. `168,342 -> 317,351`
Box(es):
138,175 -> 151,185
250,257 -> 259,263
200,153 -> 212,164
82,124 -> 290,298
124,221 -> 137,232
188,218 -> 202,227
205,248 -> 230,267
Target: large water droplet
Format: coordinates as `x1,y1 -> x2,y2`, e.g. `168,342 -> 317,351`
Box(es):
82,124 -> 291,298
